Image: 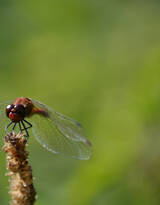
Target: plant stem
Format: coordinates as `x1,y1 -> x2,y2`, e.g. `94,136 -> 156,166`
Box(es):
3,132 -> 37,205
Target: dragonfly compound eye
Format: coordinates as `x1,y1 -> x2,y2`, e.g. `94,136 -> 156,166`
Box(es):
14,104 -> 25,117
8,104 -> 26,122
6,104 -> 14,117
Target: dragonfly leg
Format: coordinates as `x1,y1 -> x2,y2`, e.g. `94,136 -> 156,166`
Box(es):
12,123 -> 17,130
23,119 -> 32,130
19,121 -> 23,132
6,121 -> 17,132
5,121 -> 13,132
20,119 -> 32,132
21,120 -> 29,138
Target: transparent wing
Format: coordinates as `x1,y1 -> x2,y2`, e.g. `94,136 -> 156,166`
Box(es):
29,99 -> 92,160
0,100 -> 14,137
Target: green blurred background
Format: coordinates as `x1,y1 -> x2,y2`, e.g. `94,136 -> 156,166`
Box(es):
0,0 -> 160,204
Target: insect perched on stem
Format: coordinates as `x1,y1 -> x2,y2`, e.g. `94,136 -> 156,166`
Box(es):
0,97 -> 92,160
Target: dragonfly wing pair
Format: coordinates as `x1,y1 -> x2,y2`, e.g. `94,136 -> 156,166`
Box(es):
0,99 -> 92,160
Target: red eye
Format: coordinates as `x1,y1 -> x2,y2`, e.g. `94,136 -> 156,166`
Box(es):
6,104 -> 14,117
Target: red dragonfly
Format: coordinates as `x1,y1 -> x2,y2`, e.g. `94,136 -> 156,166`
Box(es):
0,97 -> 92,160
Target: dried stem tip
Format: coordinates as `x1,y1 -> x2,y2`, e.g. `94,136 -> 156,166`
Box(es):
3,132 -> 36,205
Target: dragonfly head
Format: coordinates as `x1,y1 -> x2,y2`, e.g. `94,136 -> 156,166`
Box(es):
6,104 -> 25,122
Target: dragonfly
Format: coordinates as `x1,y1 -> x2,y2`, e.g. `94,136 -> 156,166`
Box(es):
0,97 -> 92,160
